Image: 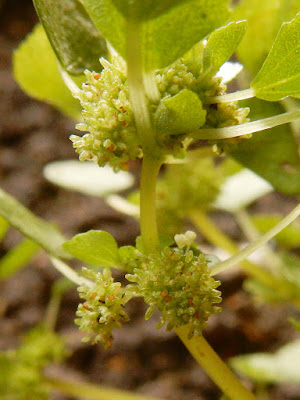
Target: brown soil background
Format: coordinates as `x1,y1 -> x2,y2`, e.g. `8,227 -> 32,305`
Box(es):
0,1 -> 300,399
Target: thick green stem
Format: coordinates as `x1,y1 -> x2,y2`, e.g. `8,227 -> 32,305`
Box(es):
126,19 -> 156,150
190,210 -> 284,288
175,326 -> 257,400
45,376 -> 161,400
140,154 -> 161,253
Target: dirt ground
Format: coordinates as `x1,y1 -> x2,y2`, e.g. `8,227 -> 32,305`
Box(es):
0,1 -> 300,399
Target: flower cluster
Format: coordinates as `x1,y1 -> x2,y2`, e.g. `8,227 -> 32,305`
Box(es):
126,234 -> 222,337
71,43 -> 250,170
0,326 -> 67,400
70,57 -> 142,172
76,268 -> 132,348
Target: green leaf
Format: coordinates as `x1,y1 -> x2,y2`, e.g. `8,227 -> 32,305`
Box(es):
111,0 -> 188,21
63,230 -> 120,267
229,98 -> 300,195
44,161 -> 134,197
252,214 -> 300,249
81,0 -> 230,68
144,0 -> 231,69
13,24 -> 81,119
203,21 -> 247,77
233,0 -> 300,75
0,187 -> 70,259
230,339 -> 300,384
33,0 -> 107,75
0,239 -> 40,280
154,89 -> 206,135
0,216 -> 9,242
251,12 -> 300,101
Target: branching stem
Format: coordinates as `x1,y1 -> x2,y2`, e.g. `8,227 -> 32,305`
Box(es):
211,204 -> 300,275
190,109 -> 300,140
206,88 -> 255,104
50,257 -> 93,288
45,376 -> 161,400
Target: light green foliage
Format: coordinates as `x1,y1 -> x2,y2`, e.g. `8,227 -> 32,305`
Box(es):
33,0 -> 107,75
81,0 -> 230,69
156,157 -> 225,236
13,24 -> 81,119
252,12 -> 300,101
0,326 -> 67,400
289,318 -> 300,332
230,339 -> 300,384
111,0 -> 188,21
245,252 -> 300,305
0,239 -> 40,280
153,89 -> 206,135
76,268 -> 132,348
228,98 -> 300,195
63,230 -> 120,267
252,214 -> 300,249
202,21 -> 247,78
233,0 -> 300,75
0,187 -> 71,260
126,241 -> 222,337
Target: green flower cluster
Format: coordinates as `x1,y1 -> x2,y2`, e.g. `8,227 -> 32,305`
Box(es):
156,157 -> 225,236
0,326 -> 67,400
126,234 -> 222,337
70,57 -> 142,172
76,267 -> 132,348
71,43 -> 250,170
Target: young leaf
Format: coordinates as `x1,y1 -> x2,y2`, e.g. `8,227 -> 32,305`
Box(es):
81,0 -> 231,69
230,340 -> 300,384
229,98 -> 300,195
33,0 -> 107,75
154,89 -> 206,135
44,161 -> 134,198
251,12 -> 300,101
203,21 -> 247,77
0,239 -> 40,280
63,230 -> 120,267
13,24 -> 81,120
0,188 -> 71,259
233,0 -> 300,75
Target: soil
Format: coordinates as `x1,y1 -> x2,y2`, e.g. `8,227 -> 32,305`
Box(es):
0,2 -> 300,400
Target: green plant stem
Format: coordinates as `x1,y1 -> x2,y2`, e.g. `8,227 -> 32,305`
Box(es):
206,88 -> 255,104
189,210 -> 282,288
140,154 -> 161,253
211,204 -> 300,275
50,257 -> 93,287
175,326 -> 257,400
190,109 -> 300,140
126,19 -> 156,151
45,376 -> 161,400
